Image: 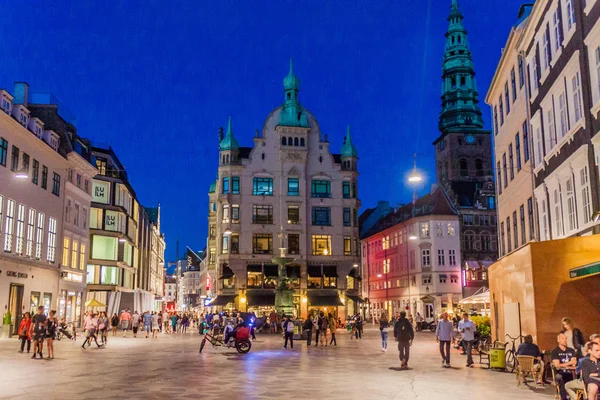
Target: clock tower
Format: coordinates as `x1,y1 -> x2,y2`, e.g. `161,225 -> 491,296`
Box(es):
433,0 -> 498,297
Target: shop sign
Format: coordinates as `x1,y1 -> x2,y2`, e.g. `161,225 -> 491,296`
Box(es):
6,271 -> 28,279
203,298 -> 212,306
92,181 -> 110,204
570,262 -> 600,279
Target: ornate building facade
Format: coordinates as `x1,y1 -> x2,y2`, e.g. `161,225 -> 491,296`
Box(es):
206,60 -> 361,319
433,0 -> 499,298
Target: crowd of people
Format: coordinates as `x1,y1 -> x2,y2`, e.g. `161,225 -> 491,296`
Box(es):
17,306 -> 59,360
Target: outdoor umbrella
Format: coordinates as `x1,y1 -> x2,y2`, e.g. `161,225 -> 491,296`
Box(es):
85,299 -> 107,308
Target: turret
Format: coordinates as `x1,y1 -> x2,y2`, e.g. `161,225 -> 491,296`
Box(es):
340,124 -> 358,171
219,116 -> 240,165
278,58 -> 309,128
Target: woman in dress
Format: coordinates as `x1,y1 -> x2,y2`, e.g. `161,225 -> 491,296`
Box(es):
151,312 -> 160,338
45,310 -> 57,359
17,312 -> 32,353
110,313 -> 119,336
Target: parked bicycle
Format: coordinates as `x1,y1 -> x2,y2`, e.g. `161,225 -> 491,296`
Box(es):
504,334 -> 523,373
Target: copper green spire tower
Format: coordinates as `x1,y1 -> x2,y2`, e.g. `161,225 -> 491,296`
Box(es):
438,0 -> 485,133
278,58 -> 309,128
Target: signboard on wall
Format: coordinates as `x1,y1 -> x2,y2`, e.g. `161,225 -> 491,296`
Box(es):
92,181 -> 110,204
105,210 -> 118,231
570,262 -> 600,279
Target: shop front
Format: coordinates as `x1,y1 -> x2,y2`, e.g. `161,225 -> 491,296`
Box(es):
58,271 -> 85,326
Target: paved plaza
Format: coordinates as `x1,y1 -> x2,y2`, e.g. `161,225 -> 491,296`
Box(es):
0,326 -> 555,400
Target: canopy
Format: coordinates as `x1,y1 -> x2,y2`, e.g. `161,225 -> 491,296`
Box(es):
85,299 -> 107,308
307,293 -> 343,306
207,295 -> 238,306
346,294 -> 365,303
247,292 -> 275,306
459,287 -> 490,305
347,269 -> 362,281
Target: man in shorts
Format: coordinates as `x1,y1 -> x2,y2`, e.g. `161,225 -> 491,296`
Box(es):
30,306 -> 46,359
119,309 -> 132,337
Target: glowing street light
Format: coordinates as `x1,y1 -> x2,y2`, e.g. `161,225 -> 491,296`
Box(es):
223,228 -> 232,236
409,234 -> 418,240
14,171 -> 29,179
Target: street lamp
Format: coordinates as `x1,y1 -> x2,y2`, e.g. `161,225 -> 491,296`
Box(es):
223,227 -> 232,236
14,170 -> 29,179
406,153 -> 425,319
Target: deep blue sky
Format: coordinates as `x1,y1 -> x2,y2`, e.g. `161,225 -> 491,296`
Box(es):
1,0 -> 524,262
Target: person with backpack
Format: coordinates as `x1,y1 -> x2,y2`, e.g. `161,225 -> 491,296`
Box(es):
302,316 -> 314,346
394,311 -> 414,369
282,315 -> 294,350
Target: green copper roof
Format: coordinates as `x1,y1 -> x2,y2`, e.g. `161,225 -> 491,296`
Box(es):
219,116 -> 240,151
208,180 -> 216,193
438,0 -> 485,134
279,58 -> 309,128
341,124 -> 358,157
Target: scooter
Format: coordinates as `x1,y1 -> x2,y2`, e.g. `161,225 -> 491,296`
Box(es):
416,320 -> 436,332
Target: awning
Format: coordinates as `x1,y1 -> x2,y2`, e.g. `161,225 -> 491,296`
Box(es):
348,268 -> 363,281
323,266 -> 338,277
263,264 -> 278,277
459,288 -> 490,305
307,265 -> 322,277
207,295 -> 238,306
420,295 -> 435,303
439,274 -> 447,279
247,264 -> 262,273
346,294 -> 365,303
247,292 -> 275,306
219,265 -> 235,279
465,260 -> 480,269
307,293 -> 343,306
480,261 -> 494,269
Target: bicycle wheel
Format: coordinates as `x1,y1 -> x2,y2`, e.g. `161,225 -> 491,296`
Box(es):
199,338 -> 206,353
235,339 -> 251,354
505,350 -> 516,373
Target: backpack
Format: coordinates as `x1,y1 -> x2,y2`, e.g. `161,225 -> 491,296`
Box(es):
286,321 -> 294,333
399,320 -> 412,342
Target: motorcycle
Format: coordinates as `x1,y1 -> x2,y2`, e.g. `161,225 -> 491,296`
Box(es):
416,320 -> 436,332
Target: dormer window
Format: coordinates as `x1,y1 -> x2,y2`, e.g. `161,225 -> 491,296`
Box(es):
1,98 -> 11,114
19,112 -> 28,127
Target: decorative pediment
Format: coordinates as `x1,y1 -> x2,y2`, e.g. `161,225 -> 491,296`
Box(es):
287,166 -> 301,176
310,172 -> 332,180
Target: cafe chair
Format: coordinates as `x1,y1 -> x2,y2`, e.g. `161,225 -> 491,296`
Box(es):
550,366 -> 561,400
516,356 -> 541,387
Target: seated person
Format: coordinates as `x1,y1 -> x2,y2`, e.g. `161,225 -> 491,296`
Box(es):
517,334 -> 543,385
565,342 -> 592,400
223,322 -> 235,345
581,342 -> 600,400
552,333 -> 578,400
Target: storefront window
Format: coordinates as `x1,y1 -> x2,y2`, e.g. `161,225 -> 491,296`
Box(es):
247,265 -> 263,288
100,266 -> 120,285
91,235 -> 118,260
307,266 -> 322,288
43,293 -> 51,315
30,291 -> 40,314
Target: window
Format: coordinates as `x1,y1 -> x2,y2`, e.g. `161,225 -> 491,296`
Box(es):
221,177 -> 229,194
511,68 -> 517,102
506,217 -> 512,253
580,167 -> 592,224
52,173 -> 61,196
231,176 -> 240,194
311,180 -> 331,198
231,204 -> 240,223
252,234 -> 272,254
460,158 -> 468,176
509,144 -> 514,181
285,205 -> 299,224
91,235 -> 118,260
22,153 -> 29,176
47,217 -> 57,262
534,126 -> 543,167
230,234 -> 239,254
475,159 -> 483,176
221,235 -> 229,254
74,203 -> 80,227
436,222 -> 443,237
553,9 -> 562,51
463,214 -> 474,226
35,213 -> 44,259
464,232 -> 474,251
343,207 -> 351,227
502,154 -> 507,188
420,222 -> 429,238
3,199 -> 15,252
527,198 -> 535,241
566,0 -> 575,30
252,205 -> 273,224
71,240 -> 78,269
11,146 -> 19,172
209,248 -> 215,264
15,204 -> 25,255
421,249 -> 431,267
0,138 -> 7,166
488,196 -> 496,210
342,181 -> 351,198
312,207 -> 331,226
439,274 -> 447,284
26,208 -> 35,257
543,25 -> 551,70
312,235 -> 331,255
31,160 -> 39,184
222,205 -> 230,223
449,249 -> 456,265
566,178 -> 577,232
438,249 -> 445,266
500,222 -> 505,256
513,211 -> 518,249
96,158 -> 107,175
479,215 -> 490,226
79,243 -> 86,270
499,96 -> 504,125
505,82 -> 511,114
100,266 -> 120,285
518,57 -> 525,88
540,199 -> 549,240
520,205 -> 526,246
572,72 -> 582,123
553,188 -> 564,237
493,106 -> 499,134
515,134 -> 522,172
447,223 -> 455,236
287,178 -> 299,196
253,177 -> 273,196
288,234 -> 299,255
482,233 -> 492,251
497,161 -> 502,195
451,275 -> 458,284
522,121 -> 530,162
344,236 -> 352,255
558,92 -> 568,139
422,276 -> 432,285
596,46 -> 600,102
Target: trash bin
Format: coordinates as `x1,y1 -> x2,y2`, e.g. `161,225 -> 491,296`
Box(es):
490,347 -> 506,370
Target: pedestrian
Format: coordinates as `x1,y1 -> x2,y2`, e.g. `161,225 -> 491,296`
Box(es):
110,313 -> 119,336
170,313 -> 177,333
302,316 -> 314,346
282,315 -> 294,350
17,312 -> 32,353
319,312 -> 328,347
119,309 -> 132,337
416,312 -> 424,331
394,311 -> 414,368
313,313 -> 320,346
152,312 -> 160,338
162,310 -> 170,333
45,310 -> 57,359
328,313 -> 337,346
560,317 -> 585,358
97,311 -> 109,345
436,312 -> 455,368
143,311 -> 152,338
131,311 -> 140,338
380,312 -> 390,352
355,314 -> 363,339
457,313 -> 476,367
269,310 -> 278,334
82,312 -> 102,349
250,312 -> 257,340
30,306 -> 46,359
182,314 -> 189,333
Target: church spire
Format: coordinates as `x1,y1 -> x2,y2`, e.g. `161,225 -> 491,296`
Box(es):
279,58 -> 309,128
219,116 -> 239,151
438,0 -> 485,134
341,124 -> 358,158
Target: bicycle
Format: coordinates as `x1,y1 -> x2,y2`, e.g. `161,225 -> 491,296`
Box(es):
505,334 -> 523,373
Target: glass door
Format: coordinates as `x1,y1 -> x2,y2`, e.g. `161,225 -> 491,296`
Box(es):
43,293 -> 52,315
9,284 -> 24,335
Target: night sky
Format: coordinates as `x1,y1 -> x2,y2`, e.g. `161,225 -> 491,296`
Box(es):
1,0 -> 525,262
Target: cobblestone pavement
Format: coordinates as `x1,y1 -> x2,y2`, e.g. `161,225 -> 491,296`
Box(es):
0,326 -> 554,400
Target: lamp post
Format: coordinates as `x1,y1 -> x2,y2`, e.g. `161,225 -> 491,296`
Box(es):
406,153 -> 423,319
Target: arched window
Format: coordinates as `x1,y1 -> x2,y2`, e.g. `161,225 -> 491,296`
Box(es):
300,138 -> 305,146
294,137 -> 299,146
281,137 -> 287,146
225,154 -> 230,164
460,158 -> 468,176
288,137 -> 293,145
475,159 -> 483,176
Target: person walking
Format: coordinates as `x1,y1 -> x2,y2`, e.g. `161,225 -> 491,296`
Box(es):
82,313 -> 102,349
458,313 -> 476,367
162,310 -> 170,333
45,310 -> 57,359
380,312 -> 390,352
119,309 -> 132,337
97,311 -> 109,345
313,313 -> 320,346
282,315 -> 294,350
143,311 -> 152,338
318,312 -> 328,347
30,306 -> 46,359
170,313 -> 177,334
17,312 -> 32,353
355,314 -> 363,339
394,311 -> 414,368
152,312 -> 160,338
328,313 -> 337,346
110,313 -> 119,336
436,312 -> 455,368
131,311 -> 140,338
302,316 -> 314,346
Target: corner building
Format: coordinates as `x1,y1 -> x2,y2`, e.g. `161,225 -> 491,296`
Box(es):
207,60 -> 361,320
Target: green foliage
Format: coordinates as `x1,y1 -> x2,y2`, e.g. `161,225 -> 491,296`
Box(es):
470,315 -> 491,338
